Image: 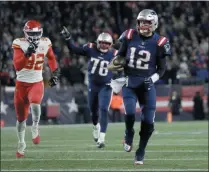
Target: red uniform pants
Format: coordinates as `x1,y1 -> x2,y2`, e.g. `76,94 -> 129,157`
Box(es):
14,80 -> 44,122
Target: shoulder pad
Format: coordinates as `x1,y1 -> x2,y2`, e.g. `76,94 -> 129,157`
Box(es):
157,36 -> 171,56
12,38 -> 26,49
40,37 -> 52,47
157,36 -> 168,46
12,38 -> 28,52
118,29 -> 135,42
118,31 -> 126,42
125,29 -> 135,39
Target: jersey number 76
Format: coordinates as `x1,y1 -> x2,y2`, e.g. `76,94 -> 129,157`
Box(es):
90,57 -> 109,76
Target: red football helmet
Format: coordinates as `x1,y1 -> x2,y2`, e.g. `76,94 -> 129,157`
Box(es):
23,20 -> 43,44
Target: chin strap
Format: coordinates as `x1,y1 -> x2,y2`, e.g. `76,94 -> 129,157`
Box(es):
98,48 -> 109,53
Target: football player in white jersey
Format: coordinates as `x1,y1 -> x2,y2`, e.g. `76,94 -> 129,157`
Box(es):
12,20 -> 60,158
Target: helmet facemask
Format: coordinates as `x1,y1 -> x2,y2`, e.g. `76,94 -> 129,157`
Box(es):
24,28 -> 43,45
137,20 -> 153,36
97,41 -> 112,53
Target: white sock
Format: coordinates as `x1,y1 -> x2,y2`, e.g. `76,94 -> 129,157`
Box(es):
99,132 -> 106,142
93,123 -> 100,129
30,103 -> 41,127
16,120 -> 26,143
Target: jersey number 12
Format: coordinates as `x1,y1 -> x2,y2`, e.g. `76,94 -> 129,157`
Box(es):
128,47 -> 150,70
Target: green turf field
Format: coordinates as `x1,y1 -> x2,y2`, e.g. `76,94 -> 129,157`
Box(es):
1,121 -> 208,171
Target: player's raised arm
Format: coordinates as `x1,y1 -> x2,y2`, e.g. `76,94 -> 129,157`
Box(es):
117,32 -> 129,57
60,26 -> 87,56
46,42 -> 60,87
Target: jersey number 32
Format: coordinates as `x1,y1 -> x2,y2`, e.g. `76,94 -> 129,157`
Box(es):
25,54 -> 44,70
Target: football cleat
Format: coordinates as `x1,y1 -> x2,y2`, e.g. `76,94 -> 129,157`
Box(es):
97,141 -> 105,148
32,135 -> 40,144
92,124 -> 100,142
134,148 -> 145,165
16,152 -> 24,158
31,126 -> 40,144
134,159 -> 144,165
123,129 -> 135,152
16,142 -> 26,158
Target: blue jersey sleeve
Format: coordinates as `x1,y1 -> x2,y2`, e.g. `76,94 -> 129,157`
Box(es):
118,31 -> 126,42
158,39 -> 171,59
117,32 -> 128,57
156,38 -> 171,77
66,40 -> 88,56
162,40 -> 171,57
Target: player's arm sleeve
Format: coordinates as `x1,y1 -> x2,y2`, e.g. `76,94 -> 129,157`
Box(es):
12,48 -> 29,71
116,32 -> 128,57
151,40 -> 171,83
46,46 -> 58,72
66,39 -> 87,56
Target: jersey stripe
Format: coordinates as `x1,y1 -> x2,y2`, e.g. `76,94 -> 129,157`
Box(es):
113,50 -> 118,56
129,29 -> 134,39
157,37 -> 167,46
126,29 -> 134,39
12,44 -> 21,48
88,43 -> 93,48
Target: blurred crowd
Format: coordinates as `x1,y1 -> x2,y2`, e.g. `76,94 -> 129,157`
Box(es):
1,1 -> 209,87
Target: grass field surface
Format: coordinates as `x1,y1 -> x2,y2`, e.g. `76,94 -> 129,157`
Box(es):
1,121 -> 208,171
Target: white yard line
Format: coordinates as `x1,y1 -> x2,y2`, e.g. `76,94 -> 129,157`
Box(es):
37,138 -> 208,142
0,169 -> 208,172
1,143 -> 208,147
87,143 -> 208,146
1,150 -> 208,153
1,158 -> 208,162
153,131 -> 208,135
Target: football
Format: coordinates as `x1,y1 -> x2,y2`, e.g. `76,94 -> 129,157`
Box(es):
112,56 -> 126,66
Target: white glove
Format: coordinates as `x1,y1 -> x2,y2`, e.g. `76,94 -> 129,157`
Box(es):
110,77 -> 126,94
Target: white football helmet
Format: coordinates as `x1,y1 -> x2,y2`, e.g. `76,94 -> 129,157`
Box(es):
136,9 -> 158,36
96,32 -> 113,53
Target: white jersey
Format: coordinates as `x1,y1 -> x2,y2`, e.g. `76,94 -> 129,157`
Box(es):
12,37 -> 52,83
